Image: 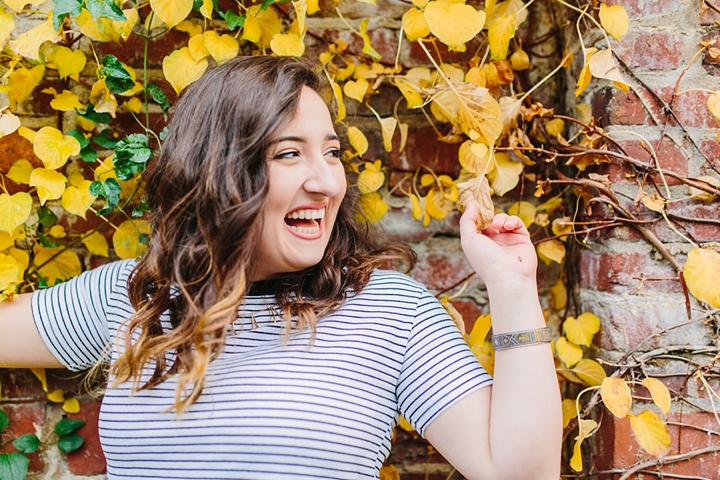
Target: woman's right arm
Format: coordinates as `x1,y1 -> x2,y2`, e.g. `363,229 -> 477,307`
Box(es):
0,293 -> 64,368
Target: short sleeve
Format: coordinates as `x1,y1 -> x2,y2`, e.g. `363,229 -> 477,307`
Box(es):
397,288 -> 493,437
31,260 -> 134,371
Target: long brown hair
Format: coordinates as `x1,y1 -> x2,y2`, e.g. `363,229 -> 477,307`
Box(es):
111,56 -> 415,413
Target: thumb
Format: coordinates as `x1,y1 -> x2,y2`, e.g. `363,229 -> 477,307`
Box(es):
459,201 -> 480,241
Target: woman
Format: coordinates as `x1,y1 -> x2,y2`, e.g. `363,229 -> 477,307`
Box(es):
0,56 -> 561,479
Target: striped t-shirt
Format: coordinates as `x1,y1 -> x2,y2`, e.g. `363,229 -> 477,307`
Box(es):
32,260 -> 492,479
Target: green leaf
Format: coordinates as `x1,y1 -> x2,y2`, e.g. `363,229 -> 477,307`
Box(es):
113,134 -> 152,180
159,127 -> 169,141
77,103 -> 113,124
90,179 -> 121,213
37,231 -> 61,248
131,200 -> 150,217
13,434 -> 40,454
79,144 -> 98,163
86,0 -> 126,21
192,0 -> 203,11
146,83 -> 170,112
212,0 -> 225,18
101,55 -> 135,94
66,129 -> 90,149
0,410 -> 8,433
53,418 -> 86,436
93,129 -> 120,149
37,208 -> 58,228
52,0 -> 83,30
58,433 -> 84,453
0,452 -> 29,480
225,10 -> 245,31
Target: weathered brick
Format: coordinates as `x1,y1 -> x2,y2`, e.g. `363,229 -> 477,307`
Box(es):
605,0 -> 682,18
616,139 -> 688,186
411,250 -> 475,292
98,29 -> 189,69
614,31 -> 683,72
592,87 -> 657,127
579,251 -> 679,294
0,403 -> 46,473
389,127 -> 462,176
699,140 -> 720,173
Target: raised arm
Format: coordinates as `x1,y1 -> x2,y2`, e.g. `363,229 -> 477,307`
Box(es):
424,203 -> 562,480
0,293 -> 64,369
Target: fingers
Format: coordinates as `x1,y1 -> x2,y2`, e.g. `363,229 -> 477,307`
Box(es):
459,201 -> 480,241
483,213 -> 529,236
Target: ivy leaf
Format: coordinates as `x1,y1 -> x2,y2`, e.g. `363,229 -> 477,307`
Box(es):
77,103 -> 113,124
52,0 -> 84,30
36,231 -> 61,248
79,144 -> 98,163
101,55 -> 135,94
487,14 -> 517,60
0,452 -> 29,480
146,83 -> 170,112
0,192 -> 33,233
113,134 -> 152,180
93,129 -> 120,149
12,434 -> 40,454
58,433 -> 84,453
113,220 -> 151,259
54,418 -> 86,436
555,337 -> 582,368
599,3 -> 629,41
37,207 -> 58,228
132,200 -> 150,217
0,410 -> 8,432
90,178 -> 122,214
66,128 -> 90,149
225,10 -> 245,30
570,358 -> 606,387
86,0 -> 126,21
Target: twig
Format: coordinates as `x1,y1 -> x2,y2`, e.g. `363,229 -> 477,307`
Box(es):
617,445 -> 720,480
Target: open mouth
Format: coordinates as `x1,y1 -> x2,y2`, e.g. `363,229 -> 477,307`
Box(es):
284,208 -> 325,235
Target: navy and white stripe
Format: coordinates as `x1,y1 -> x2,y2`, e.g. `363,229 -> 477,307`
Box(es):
32,260 -> 492,479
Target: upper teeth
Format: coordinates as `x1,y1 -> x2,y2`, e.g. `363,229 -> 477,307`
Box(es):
286,208 -> 325,220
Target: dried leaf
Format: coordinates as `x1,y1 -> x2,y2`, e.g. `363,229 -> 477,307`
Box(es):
601,376 -> 632,418
599,3 -> 629,41
642,378 -> 671,415
588,49 -> 627,90
440,296 -> 466,336
456,174 -> 494,230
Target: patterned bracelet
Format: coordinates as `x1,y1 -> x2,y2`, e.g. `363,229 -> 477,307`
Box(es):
491,327 -> 552,350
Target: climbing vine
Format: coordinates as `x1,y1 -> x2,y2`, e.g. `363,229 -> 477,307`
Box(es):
0,0 -> 719,478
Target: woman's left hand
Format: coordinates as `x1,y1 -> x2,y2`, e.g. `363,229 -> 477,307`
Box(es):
459,201 -> 538,289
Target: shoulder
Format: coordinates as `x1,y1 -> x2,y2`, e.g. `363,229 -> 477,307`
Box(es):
359,269 -> 427,297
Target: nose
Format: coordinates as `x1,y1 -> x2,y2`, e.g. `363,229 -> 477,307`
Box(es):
303,155 -> 346,198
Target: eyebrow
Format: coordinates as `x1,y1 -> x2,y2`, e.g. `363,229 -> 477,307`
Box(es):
270,133 -> 340,145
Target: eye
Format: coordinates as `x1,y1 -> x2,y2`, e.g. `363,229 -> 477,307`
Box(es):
273,150 -> 300,160
326,148 -> 342,159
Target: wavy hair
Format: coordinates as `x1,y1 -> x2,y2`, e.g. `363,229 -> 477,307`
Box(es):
111,56 -> 416,413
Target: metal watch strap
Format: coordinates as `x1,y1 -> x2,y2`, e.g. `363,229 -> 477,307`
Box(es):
491,327 -> 552,350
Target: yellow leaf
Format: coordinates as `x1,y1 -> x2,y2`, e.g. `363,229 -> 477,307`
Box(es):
510,47 -> 530,70
683,247 -> 720,308
51,46 -> 86,79
270,32 -> 305,57
588,48 -> 627,90
399,123 -> 409,153
629,410 -> 671,457
5,65 -> 45,111
34,244 -> 82,285
570,418 -> 597,471
601,376 -> 632,418
113,8 -> 139,41
0,192 -> 32,233
357,166 -> 385,194
424,1 -> 486,51
50,90 -> 84,111
247,6 -> 282,49
575,102 -> 592,124
0,9 -> 14,49
471,339 -> 495,376
486,0 -> 527,26
347,126 -> 368,156
62,397 -> 81,414
343,78 -> 369,103
48,225 -> 66,238
3,0 -> 43,12
33,127 -> 81,170
359,19 -> 381,61
441,296 -> 466,336
29,168 -> 67,205
453,83 -> 503,146
329,77 -> 345,122
420,174 -> 435,188
402,7 -> 430,42
47,389 -> 64,403
0,110 -> 20,137
398,416 -> 413,431
575,48 -> 597,97
550,278 -> 567,311
599,3 -> 629,41
359,192 -> 388,223
439,63 -> 465,83
307,0 -> 319,15
125,96 -> 142,114
89,79 -> 118,117
562,398 -> 577,428
379,464 -> 400,480
379,117 -> 397,152
563,312 -> 601,347
487,152 -> 522,196
241,14 -> 262,43
708,92 -> 720,121
203,31 -> 239,64
409,193 -> 422,220
163,47 -> 209,94
468,313 -> 492,346
199,0 -> 213,19
555,337 -> 583,368
545,118 -> 565,137
150,0 -> 193,28
456,173 -> 495,230
689,175 -> 720,202
488,14 -> 517,60
396,78 -> 424,109
571,358 -> 607,387
458,141 -> 493,175
6,247 -> 28,283
642,378 -> 671,415
413,0 -> 430,7
0,226 -> 24,250
425,187 -> 454,220
507,201 -> 535,228
0,254 -> 20,291
113,220 -> 151,259
188,33 -> 209,61
641,193 -> 665,213
9,18 -> 60,61
292,0 -> 307,35
537,239 -> 566,265
30,368 -> 47,392
76,8 -> 118,42
62,180 -> 97,219
81,231 -> 109,258
551,216 -> 572,240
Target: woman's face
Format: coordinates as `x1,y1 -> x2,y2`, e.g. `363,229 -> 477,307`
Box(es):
254,87 -> 347,281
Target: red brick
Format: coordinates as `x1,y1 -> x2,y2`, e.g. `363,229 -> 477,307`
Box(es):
411,251 -> 477,292
0,369 -> 47,400
606,0 -> 681,17
98,29 -> 189,68
615,31 -> 683,72
592,87 -> 658,127
389,127 -> 461,177
669,88 -> 717,128
407,38 -> 476,66
666,202 -> 720,243
449,298 -> 482,333
579,251 -> 679,294
66,400 -> 107,476
700,1 -> 720,25
0,404 -> 46,473
616,139 -> 688,185
699,140 -> 720,173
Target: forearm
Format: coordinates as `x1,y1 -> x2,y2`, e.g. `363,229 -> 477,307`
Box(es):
486,282 -> 562,479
